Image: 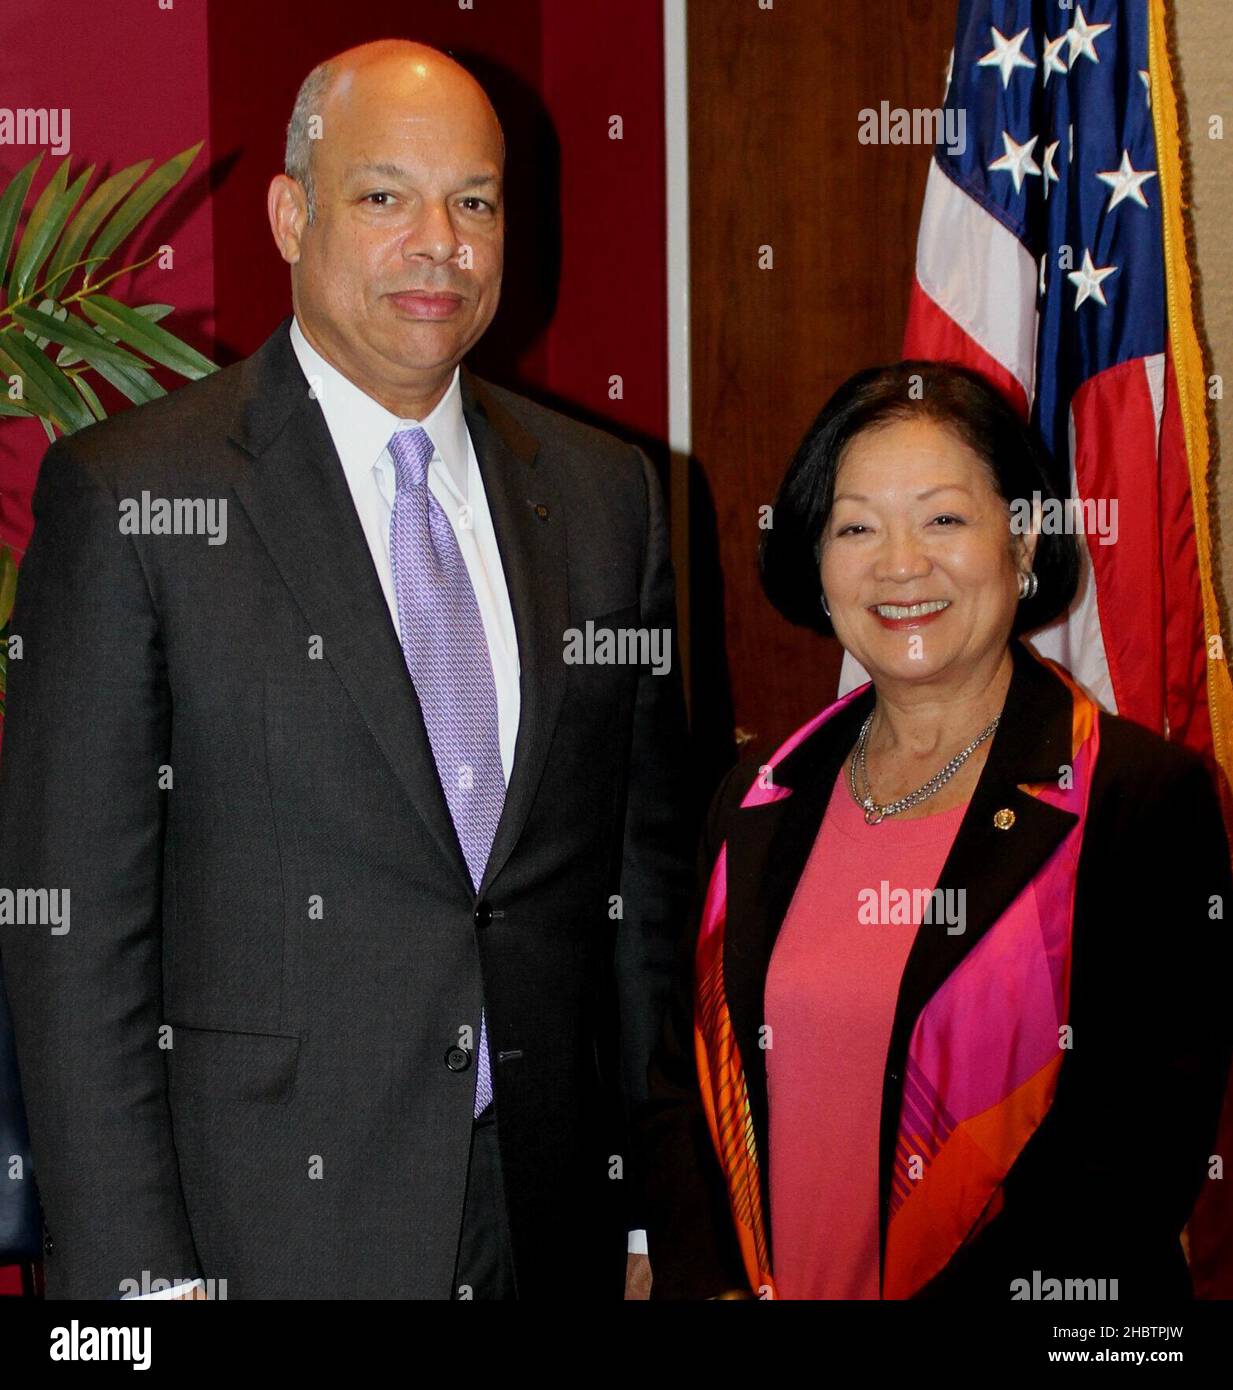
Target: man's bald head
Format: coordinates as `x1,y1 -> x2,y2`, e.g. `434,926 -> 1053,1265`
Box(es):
269,37 -> 506,418
285,40 -> 505,224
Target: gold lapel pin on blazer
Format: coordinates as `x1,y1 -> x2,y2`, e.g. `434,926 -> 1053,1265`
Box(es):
993,807 -> 1016,830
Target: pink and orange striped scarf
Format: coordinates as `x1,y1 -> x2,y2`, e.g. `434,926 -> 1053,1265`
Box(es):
693,660 -> 1100,1299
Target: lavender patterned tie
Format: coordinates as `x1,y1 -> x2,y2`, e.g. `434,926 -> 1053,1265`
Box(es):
388,425 -> 502,1117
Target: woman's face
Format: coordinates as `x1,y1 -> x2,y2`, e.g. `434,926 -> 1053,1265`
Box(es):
819,416 -> 1036,689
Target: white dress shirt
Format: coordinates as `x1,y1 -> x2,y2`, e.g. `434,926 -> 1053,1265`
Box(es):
125,320 -> 642,1298
290,315 -> 520,780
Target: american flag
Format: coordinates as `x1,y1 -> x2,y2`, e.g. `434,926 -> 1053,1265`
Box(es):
874,0 -> 1224,767
889,0 -> 1233,1294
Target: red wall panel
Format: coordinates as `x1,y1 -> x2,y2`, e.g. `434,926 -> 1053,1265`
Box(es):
205,0 -> 667,449
538,0 -> 667,440
0,0 -> 215,556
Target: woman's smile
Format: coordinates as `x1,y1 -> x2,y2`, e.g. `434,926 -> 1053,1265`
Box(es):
868,599 -> 952,630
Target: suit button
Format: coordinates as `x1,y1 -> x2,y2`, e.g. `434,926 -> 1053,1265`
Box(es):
445,1046 -> 472,1073
43,1231 -> 53,1253
473,900 -> 493,929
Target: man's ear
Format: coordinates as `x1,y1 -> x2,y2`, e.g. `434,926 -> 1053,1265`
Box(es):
268,175 -> 308,266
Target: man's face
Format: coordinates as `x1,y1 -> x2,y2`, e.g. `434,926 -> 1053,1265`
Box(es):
284,63 -> 504,399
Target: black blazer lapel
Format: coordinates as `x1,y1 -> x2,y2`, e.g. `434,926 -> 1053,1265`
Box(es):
227,318 -> 472,894
723,684 -> 875,1240
459,367 -> 569,895
876,639 -> 1080,1265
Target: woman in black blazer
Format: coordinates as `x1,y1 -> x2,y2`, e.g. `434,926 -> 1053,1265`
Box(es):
639,362 -> 1233,1300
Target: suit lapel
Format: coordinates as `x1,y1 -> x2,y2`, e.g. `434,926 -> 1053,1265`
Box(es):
225,320 -> 468,895
875,639 -> 1078,1258
721,640 -> 1080,1267
459,367 -> 568,894
723,686 -> 874,1221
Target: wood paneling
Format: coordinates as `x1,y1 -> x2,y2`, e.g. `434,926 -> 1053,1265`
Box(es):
687,0 -> 958,750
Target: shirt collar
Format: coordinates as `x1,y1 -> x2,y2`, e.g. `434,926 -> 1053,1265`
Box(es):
288,314 -> 469,498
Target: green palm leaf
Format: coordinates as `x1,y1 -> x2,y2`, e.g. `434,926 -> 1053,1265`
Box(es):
0,545 -> 15,626
89,353 -> 166,407
42,158 -> 151,296
55,302 -> 174,368
0,329 -> 93,431
0,154 -> 43,289
0,338 -> 67,425
69,372 -> 106,421
10,158 -> 94,302
88,141 -> 203,267
81,294 -> 214,379
22,297 -> 66,351
13,304 -> 146,370
0,143 -> 211,434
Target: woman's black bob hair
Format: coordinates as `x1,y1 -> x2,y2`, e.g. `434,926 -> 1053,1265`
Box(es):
759,360 -> 1080,638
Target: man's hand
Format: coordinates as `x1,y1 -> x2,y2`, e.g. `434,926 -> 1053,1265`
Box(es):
624,1252 -> 652,1299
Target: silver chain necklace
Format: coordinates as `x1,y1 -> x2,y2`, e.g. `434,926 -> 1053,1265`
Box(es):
849,709 -> 1000,825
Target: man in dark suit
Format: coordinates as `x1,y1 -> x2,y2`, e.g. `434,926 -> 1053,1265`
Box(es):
0,38 -> 692,1299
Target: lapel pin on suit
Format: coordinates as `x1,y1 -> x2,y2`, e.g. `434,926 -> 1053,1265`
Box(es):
529,501 -> 550,520
993,807 -> 1016,830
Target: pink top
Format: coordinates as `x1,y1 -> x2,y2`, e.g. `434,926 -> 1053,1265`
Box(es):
764,766 -> 969,1299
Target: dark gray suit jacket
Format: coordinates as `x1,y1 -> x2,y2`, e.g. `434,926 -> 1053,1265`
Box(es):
0,316 -> 694,1299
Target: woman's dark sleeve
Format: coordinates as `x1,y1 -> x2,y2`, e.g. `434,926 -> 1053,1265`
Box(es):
637,762 -> 752,1299
1008,740 -> 1233,1295
1131,751 -> 1233,1237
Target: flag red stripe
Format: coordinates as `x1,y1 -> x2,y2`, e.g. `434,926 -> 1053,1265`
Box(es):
1071,362 -> 1166,731
903,280 -> 1030,420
